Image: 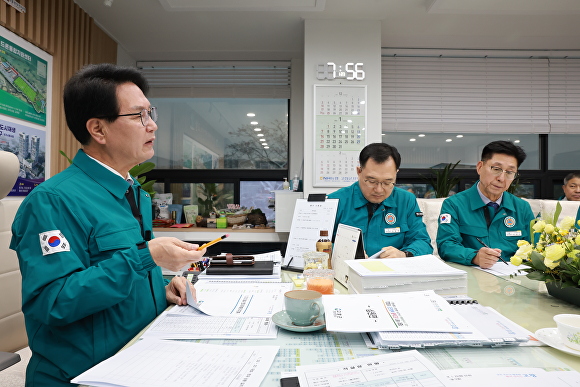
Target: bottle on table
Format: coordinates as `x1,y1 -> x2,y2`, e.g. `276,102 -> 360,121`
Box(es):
316,230 -> 332,269
283,177 -> 290,190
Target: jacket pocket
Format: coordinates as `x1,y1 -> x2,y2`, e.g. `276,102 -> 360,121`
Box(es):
95,227 -> 141,251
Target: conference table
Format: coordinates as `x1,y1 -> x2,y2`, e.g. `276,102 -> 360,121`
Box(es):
83,262 -> 580,387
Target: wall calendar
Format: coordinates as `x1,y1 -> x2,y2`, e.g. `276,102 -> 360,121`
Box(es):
313,85 -> 367,188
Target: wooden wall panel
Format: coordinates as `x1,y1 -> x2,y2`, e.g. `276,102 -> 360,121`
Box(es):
0,0 -> 117,175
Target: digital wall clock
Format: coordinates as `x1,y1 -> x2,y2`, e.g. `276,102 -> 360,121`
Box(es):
316,62 -> 365,81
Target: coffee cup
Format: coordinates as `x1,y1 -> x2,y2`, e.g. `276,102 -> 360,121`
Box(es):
284,290 -> 323,326
554,314 -> 580,351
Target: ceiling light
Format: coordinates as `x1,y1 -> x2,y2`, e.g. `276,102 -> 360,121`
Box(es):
259,139 -> 265,142
262,143 -> 268,146
251,121 -> 258,125
418,134 -> 425,137
514,140 -> 520,143
410,138 -> 416,142
247,113 -> 255,117
446,139 -> 452,142
264,146 -> 270,149
254,128 -> 262,132
456,135 -> 463,138
257,133 -> 264,137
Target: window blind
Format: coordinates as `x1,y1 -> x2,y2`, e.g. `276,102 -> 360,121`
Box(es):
382,55 -> 580,134
137,61 -> 291,99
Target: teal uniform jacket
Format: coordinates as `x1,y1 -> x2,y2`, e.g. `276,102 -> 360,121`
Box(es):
328,183 -> 433,256
436,183 -> 535,266
10,150 -> 167,387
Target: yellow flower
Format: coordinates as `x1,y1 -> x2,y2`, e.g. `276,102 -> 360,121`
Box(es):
533,220 -> 546,233
544,224 -> 555,234
545,244 -> 565,263
517,240 -> 530,247
559,216 -> 575,231
567,250 -> 579,259
559,229 -> 568,236
510,255 -> 523,266
575,235 -> 580,245
516,244 -> 533,257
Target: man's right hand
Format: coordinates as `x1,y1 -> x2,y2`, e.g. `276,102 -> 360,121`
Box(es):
472,247 -> 502,269
147,237 -> 206,271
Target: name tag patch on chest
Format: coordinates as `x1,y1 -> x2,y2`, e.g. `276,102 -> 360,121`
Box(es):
39,230 -> 71,256
506,230 -> 522,237
384,227 -> 401,233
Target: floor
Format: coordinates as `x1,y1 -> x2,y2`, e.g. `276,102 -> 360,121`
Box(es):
0,347 -> 30,387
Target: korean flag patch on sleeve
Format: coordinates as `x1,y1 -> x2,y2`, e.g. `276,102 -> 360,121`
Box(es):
39,230 -> 70,256
439,214 -> 451,224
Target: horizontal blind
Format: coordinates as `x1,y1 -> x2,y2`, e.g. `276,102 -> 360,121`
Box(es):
382,56 -> 551,133
549,59 -> 580,133
138,62 -> 291,99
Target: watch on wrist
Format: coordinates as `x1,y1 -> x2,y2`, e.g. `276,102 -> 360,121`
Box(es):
403,251 -> 413,257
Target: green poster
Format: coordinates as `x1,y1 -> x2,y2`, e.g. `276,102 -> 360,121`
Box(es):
0,35 -> 47,126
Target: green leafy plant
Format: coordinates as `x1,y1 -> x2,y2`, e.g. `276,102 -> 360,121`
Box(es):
60,150 -> 156,197
511,202 -> 580,288
196,182 -> 233,217
421,161 -> 461,198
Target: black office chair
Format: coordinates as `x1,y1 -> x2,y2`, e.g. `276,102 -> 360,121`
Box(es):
0,352 -> 21,371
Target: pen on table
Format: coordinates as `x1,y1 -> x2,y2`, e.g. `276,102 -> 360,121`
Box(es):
368,250 -> 383,259
197,234 -> 230,250
475,237 -> 508,265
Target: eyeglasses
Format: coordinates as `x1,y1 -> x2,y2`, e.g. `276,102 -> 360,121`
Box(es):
489,165 -> 518,180
363,179 -> 396,189
101,107 -> 158,127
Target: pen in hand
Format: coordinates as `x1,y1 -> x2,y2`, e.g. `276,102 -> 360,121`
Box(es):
475,237 -> 508,265
197,234 -> 230,251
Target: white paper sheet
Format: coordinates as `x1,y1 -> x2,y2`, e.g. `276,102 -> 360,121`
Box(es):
296,349 -> 452,387
474,261 -> 530,277
443,367 -> 580,386
72,339 -> 279,387
186,281 -> 291,317
345,255 -> 466,277
141,308 -> 278,339
322,290 -> 479,333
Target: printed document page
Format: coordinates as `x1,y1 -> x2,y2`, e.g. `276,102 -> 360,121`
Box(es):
296,350 -> 452,387
322,290 -> 478,333
71,338 -> 279,387
345,255 -> 466,277
186,281 -> 291,317
141,308 -> 277,339
474,261 -> 530,277
443,367 -> 580,386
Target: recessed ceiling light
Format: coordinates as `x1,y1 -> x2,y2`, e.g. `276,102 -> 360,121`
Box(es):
456,135 -> 463,138
257,133 -> 264,137
259,139 -> 265,142
247,113 -> 255,117
264,146 -> 270,149
254,128 -> 261,131
262,143 -> 268,146
418,134 -> 425,137
251,121 -> 258,125
446,139 -> 452,142
410,138 -> 416,142
514,140 -> 520,143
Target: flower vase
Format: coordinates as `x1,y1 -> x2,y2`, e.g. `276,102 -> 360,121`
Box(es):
546,282 -> 580,307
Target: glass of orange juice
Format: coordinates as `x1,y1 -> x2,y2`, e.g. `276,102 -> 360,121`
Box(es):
304,269 -> 335,295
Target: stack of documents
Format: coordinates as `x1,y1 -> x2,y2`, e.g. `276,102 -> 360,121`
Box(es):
345,254 -> 467,296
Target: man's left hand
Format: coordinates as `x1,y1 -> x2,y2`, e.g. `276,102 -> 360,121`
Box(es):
166,276 -> 195,305
377,246 -> 406,258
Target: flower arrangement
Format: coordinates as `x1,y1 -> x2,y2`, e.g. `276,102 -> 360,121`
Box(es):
510,202 -> 580,288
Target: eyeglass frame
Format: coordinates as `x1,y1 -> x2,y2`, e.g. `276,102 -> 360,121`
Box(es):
488,165 -> 518,180
362,178 -> 396,190
97,106 -> 158,127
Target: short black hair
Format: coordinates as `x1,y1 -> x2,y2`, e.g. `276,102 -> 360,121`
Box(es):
63,63 -> 149,145
564,172 -> 580,185
481,140 -> 526,168
359,143 -> 401,169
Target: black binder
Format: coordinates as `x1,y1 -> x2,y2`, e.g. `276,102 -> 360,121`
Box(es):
205,261 -> 274,275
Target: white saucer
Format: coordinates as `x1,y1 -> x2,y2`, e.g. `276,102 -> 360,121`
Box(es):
272,310 -> 326,333
535,328 -> 580,357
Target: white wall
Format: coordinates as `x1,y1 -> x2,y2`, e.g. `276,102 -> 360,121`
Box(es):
303,20 -> 382,196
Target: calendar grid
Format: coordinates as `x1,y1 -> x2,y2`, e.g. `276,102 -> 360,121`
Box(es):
313,85 -> 367,188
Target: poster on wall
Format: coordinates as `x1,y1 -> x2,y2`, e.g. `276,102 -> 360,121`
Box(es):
1,117 -> 46,195
0,26 -> 52,195
313,85 -> 367,187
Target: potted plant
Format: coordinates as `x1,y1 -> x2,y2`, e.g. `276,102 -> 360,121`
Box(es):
421,160 -> 461,198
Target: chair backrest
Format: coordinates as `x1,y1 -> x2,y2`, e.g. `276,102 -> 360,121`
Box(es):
0,150 -> 27,352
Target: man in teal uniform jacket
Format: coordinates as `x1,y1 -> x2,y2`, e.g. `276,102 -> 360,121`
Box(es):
10,64 -> 206,386
436,141 -> 535,268
328,143 -> 432,258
